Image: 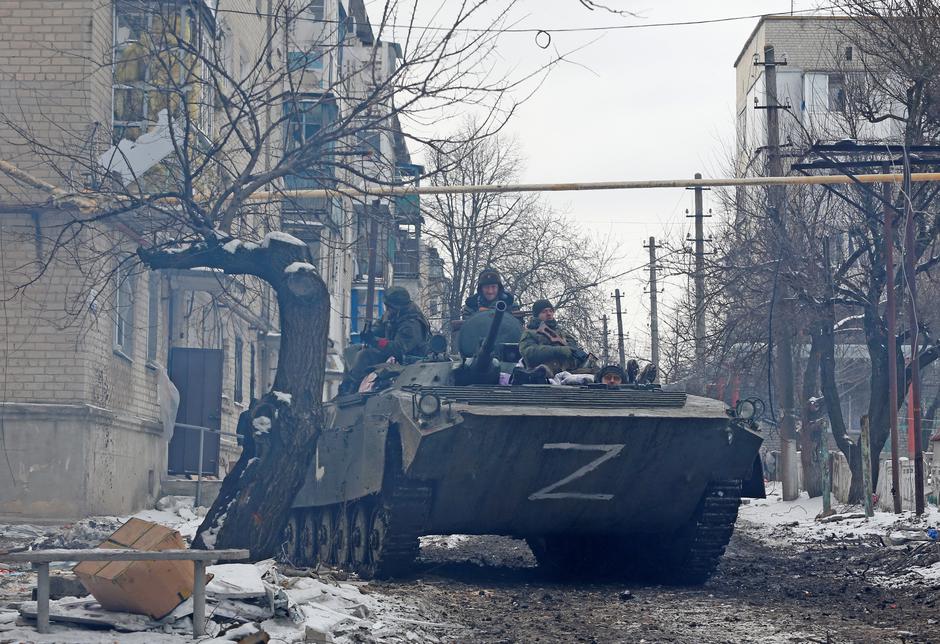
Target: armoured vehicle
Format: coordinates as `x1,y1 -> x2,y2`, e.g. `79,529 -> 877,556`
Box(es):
284,303 -> 764,583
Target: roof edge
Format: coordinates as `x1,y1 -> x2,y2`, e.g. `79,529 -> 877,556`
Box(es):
733,14 -> 851,69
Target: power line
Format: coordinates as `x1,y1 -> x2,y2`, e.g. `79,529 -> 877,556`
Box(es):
212,5 -> 840,36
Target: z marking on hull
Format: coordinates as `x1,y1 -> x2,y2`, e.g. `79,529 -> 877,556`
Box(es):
528,443 -> 625,501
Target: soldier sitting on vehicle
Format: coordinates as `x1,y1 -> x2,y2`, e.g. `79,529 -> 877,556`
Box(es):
621,360 -> 658,384
595,364 -> 626,386
340,286 -> 430,394
517,299 -> 589,382
461,268 -> 521,319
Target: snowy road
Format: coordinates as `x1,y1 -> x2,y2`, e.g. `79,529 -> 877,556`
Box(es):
372,494 -> 940,644
4,492 -> 940,642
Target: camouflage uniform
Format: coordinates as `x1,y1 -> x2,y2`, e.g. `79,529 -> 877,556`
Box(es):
519,318 -> 585,375
342,288 -> 430,392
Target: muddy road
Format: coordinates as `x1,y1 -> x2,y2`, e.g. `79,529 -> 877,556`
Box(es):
374,525 -> 940,644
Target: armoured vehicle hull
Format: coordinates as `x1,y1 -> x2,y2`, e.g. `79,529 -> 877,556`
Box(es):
285,355 -> 763,583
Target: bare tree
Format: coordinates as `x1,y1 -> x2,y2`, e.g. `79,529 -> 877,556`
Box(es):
657,3 -> 940,501
422,120 -> 617,351
0,0 -> 562,556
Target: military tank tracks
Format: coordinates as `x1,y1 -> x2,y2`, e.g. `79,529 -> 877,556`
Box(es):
526,479 -> 742,585
283,482 -> 432,579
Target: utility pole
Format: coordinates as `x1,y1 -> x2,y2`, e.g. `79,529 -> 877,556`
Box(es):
645,236 -> 661,370
364,199 -> 381,325
612,289 -> 626,369
822,237 -> 834,516
758,45 -> 798,501
693,174 -> 706,393
883,165 -> 903,513
601,314 -> 610,365
903,147 -> 925,515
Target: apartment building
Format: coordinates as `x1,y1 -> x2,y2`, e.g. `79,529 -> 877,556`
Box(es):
0,0 -> 277,519
734,15 -> 902,167
0,0 -> 436,518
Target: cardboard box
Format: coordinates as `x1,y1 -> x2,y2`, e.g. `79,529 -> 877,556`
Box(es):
73,518 -> 194,619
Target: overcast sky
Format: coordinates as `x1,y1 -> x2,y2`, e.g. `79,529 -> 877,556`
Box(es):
377,0 -> 817,356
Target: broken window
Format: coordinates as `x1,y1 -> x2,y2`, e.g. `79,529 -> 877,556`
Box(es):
112,1 -> 207,143
114,266 -> 136,358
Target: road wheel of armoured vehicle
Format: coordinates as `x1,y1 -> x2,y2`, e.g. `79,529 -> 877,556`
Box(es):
366,504 -> 395,576
299,508 -> 319,567
283,510 -> 303,565
349,500 -> 372,575
646,479 -> 743,585
316,507 -> 336,566
334,506 -> 352,566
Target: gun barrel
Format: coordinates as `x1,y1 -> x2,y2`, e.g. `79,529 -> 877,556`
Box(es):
472,300 -> 507,370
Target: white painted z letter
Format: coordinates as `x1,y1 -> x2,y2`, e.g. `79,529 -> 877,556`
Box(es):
528,443 -> 625,501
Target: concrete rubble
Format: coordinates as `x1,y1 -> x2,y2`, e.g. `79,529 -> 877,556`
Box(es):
0,497 -> 464,643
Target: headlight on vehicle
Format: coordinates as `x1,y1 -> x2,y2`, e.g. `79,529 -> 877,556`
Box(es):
735,399 -> 756,420
417,393 -> 441,417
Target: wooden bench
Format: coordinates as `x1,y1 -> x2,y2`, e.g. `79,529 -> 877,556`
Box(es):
2,548 -> 249,637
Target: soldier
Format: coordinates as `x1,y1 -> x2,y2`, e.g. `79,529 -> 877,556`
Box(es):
595,364 -> 626,386
340,286 -> 430,394
518,299 -> 589,377
461,268 -> 520,319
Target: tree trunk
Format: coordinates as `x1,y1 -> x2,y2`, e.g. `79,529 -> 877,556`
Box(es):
141,237 -> 331,560
819,305 -> 860,502
799,332 -> 823,497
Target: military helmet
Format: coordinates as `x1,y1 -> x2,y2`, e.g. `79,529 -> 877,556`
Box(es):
384,286 -> 411,308
532,299 -> 554,317
595,364 -> 626,384
477,268 -> 503,291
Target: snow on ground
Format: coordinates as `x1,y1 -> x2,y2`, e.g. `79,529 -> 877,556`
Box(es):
739,482 -> 940,588
1,497 -> 461,643
420,534 -> 471,550
739,483 -> 940,545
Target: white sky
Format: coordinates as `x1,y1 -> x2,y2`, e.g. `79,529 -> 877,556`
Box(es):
375,0 -> 816,356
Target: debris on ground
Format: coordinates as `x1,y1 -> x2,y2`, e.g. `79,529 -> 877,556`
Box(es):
0,496 -> 464,643
74,518 -> 195,618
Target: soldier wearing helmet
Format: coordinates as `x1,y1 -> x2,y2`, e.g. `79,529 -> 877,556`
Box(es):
460,268 -> 520,319
340,286 -> 430,394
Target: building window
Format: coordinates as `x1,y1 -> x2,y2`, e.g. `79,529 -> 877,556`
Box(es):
844,46 -> 853,61
112,1 -> 205,143
234,336 -> 244,403
350,288 -> 383,341
828,74 -> 846,112
286,97 -> 329,150
249,343 -> 256,401
288,47 -> 325,71
356,129 -> 382,157
308,0 -> 326,20
147,272 -> 160,363
114,267 -> 136,357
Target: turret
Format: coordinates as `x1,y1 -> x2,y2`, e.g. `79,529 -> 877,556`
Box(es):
456,300 -> 506,385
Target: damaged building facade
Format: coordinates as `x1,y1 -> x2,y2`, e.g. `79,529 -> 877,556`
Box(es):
0,0 -> 440,520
